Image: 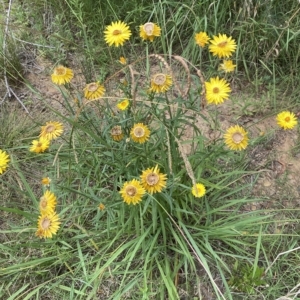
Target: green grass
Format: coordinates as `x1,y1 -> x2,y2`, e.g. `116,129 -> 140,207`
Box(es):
1,0 -> 300,299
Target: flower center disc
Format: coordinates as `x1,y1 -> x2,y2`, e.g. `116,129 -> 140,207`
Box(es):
113,29 -> 122,35
232,132 -> 243,144
146,173 -> 159,185
87,83 -> 98,92
40,197 -> 47,209
111,126 -> 122,135
55,67 -> 66,76
213,87 -> 220,94
153,74 -> 166,86
143,22 -> 154,36
46,125 -> 55,133
218,41 -> 228,48
41,218 -> 51,230
37,142 -> 42,147
126,186 -> 137,196
134,127 -> 145,137
285,117 -> 291,122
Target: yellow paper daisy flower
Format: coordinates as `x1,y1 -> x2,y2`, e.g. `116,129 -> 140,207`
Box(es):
98,203 -> 105,211
41,177 -> 51,186
84,82 -> 105,101
104,21 -> 132,47
30,137 -> 50,153
119,56 -> 127,65
111,125 -> 124,141
149,73 -> 172,93
119,179 -> 146,205
0,149 -> 10,175
209,34 -> 237,58
51,65 -> 74,85
36,211 -> 61,239
130,123 -> 151,144
219,60 -> 236,73
40,121 -> 63,140
195,31 -> 210,48
140,165 -> 167,194
39,190 -> 57,214
205,76 -> 231,105
224,125 -> 249,151
117,99 -> 130,110
192,183 -> 206,198
140,22 -> 161,42
276,111 -> 298,130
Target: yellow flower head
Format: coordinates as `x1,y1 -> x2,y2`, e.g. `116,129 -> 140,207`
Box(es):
140,165 -> 167,194
41,177 -> 51,186
40,121 -> 63,140
192,183 -> 206,198
36,211 -> 61,239
111,125 -> 124,141
205,76 -> 231,105
150,73 -> 172,93
39,190 -> 57,214
84,82 -> 105,101
276,111 -> 298,130
140,22 -> 161,42
98,203 -> 105,211
219,60 -> 236,73
209,34 -> 237,58
117,99 -> 130,111
120,78 -> 128,86
195,31 -> 210,48
104,21 -> 131,47
51,65 -> 74,85
119,56 -> 127,65
130,123 -> 151,144
0,149 -> 10,175
119,179 -> 146,205
224,125 -> 249,151
30,137 -> 50,153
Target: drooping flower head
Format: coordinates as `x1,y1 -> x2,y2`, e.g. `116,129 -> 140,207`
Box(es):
111,125 -> 124,141
140,165 -> 167,194
0,149 -> 10,175
119,56 -> 127,65
219,60 -> 236,73
51,65 -> 74,85
119,179 -> 146,205
29,137 -> 50,153
276,111 -> 298,130
117,99 -> 130,111
205,76 -> 231,105
36,211 -> 61,239
40,121 -> 63,140
209,34 -> 237,58
224,125 -> 249,151
150,73 -> 172,93
104,21 -> 132,47
39,190 -> 57,214
192,183 -> 206,198
130,123 -> 151,144
98,203 -> 105,211
140,22 -> 161,42
41,177 -> 51,186
84,82 -> 105,101
195,31 -> 210,48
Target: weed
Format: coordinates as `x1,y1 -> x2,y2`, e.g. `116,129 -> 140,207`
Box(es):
1,1 -> 300,299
